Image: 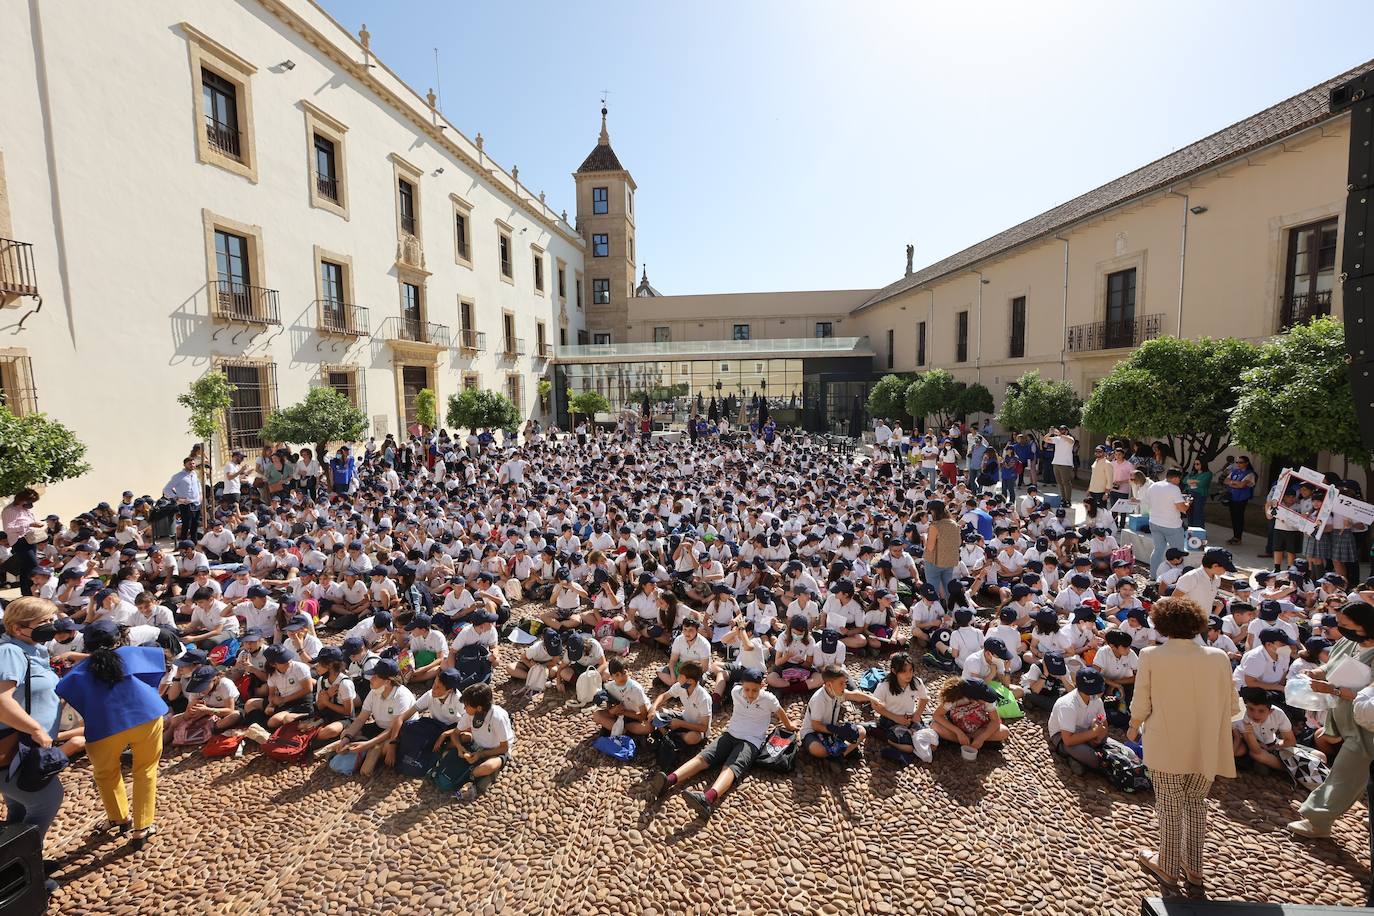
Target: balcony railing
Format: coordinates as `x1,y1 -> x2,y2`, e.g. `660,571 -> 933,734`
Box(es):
316,300 -> 369,337
205,117 -> 242,160
536,341 -> 552,359
502,336 -> 526,357
1065,313 -> 1163,352
379,316 -> 450,347
212,280 -> 280,325
457,328 -> 486,351
1279,289 -> 1332,331
0,238 -> 38,298
316,172 -> 340,203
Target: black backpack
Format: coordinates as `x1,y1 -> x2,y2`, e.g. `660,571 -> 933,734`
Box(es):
396,717 -> 447,777
755,728 -> 799,774
453,643 -> 493,689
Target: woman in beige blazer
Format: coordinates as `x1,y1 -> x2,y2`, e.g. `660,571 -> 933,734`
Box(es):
1127,596 -> 1242,889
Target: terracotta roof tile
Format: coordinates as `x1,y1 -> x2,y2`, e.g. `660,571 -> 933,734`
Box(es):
577,143 -> 624,173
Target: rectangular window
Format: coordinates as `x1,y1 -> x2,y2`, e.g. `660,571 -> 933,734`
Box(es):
534,255 -> 544,292
1104,268 -> 1136,348
0,352 -> 37,417
454,211 -> 469,261
559,327 -> 567,346
506,374 -> 523,412
1281,217 -> 1339,330
503,313 -> 517,354
463,372 -> 480,391
536,322 -> 547,356
886,329 -> 895,369
654,326 -> 671,343
460,299 -> 474,331
578,330 -> 590,345
1009,296 -> 1026,358
319,260 -> 346,330
499,233 -> 512,278
593,279 -> 610,304
313,134 -> 338,202
401,365 -> 430,427
575,277 -> 583,309
398,178 -> 416,235
558,266 -> 567,299
201,68 -> 240,160
401,282 -> 422,340
956,311 -> 969,363
326,368 -> 364,411
593,234 -> 609,258
223,361 -> 277,451
593,187 -> 608,214
917,321 -> 927,366
629,236 -> 634,263
214,229 -> 255,320
814,322 -> 833,338
732,324 -> 750,341
593,332 -> 611,345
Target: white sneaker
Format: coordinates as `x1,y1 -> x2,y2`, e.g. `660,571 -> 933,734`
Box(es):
1286,819 -> 1332,839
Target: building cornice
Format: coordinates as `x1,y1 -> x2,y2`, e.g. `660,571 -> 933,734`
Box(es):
258,0 -> 583,248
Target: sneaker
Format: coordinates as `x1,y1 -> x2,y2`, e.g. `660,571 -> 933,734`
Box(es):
647,771 -> 668,797
880,746 -> 914,766
1068,758 -> 1086,776
683,790 -> 713,819
1286,819 -> 1332,839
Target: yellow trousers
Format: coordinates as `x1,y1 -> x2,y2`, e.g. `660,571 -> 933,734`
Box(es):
86,717 -> 163,830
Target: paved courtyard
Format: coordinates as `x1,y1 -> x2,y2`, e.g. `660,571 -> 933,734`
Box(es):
40,605 -> 1371,916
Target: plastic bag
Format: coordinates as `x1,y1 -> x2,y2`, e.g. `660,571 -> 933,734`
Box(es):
1286,676 -> 1336,712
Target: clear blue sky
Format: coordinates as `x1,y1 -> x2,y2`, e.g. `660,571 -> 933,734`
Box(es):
319,0 -> 1373,296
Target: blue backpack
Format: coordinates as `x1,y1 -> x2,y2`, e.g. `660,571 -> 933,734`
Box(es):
857,667 -> 886,692
591,735 -> 636,761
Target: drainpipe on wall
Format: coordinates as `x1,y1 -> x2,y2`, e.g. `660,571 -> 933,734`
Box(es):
1167,189 -> 1190,338
1056,235 -> 1069,380
973,269 -> 988,384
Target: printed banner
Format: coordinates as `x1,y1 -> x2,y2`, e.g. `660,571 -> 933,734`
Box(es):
1272,467 -> 1336,538
1109,499 -> 1139,515
1333,491 -> 1374,527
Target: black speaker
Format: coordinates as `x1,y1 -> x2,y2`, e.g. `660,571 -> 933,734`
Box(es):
1333,70 -> 1374,445
0,824 -> 47,915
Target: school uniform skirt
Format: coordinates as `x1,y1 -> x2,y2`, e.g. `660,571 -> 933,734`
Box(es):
1301,532 -> 1336,562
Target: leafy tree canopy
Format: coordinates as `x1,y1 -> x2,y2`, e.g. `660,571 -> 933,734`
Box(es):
996,370 -> 1082,437
867,374 -> 913,422
0,406 -> 90,497
447,387 -> 519,431
259,386 -> 367,455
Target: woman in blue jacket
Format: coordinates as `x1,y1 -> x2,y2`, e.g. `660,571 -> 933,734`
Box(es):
55,620 -> 167,847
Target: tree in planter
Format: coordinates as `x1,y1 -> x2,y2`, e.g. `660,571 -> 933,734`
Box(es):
413,388 -> 438,433
176,371 -> 234,528
1230,316 -> 1368,470
0,405 -> 90,498
867,374 -> 913,424
447,387 -> 519,433
995,370 -> 1082,438
1079,335 -> 1260,469
904,370 -> 966,430
568,391 -> 611,429
260,387 -> 368,459
537,379 -> 552,414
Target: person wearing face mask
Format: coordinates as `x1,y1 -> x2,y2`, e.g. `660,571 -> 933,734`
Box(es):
1289,599 -> 1374,842
1233,628 -> 1294,692
0,598 -> 67,889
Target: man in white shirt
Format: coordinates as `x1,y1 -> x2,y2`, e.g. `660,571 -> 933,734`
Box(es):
645,668 -> 796,819
1143,468 -> 1191,578
1045,428 -> 1077,504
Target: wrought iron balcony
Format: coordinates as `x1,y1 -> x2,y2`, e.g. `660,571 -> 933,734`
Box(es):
1279,289 -> 1332,331
502,336 -> 525,357
1065,313 -> 1163,352
536,341 -> 552,359
316,172 -> 340,203
316,300 -> 369,337
0,238 -> 38,298
457,328 -> 486,351
205,117 -> 242,160
379,316 -> 450,347
212,280 -> 280,325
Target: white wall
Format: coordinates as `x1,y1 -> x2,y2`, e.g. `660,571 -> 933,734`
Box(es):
0,0 -> 584,516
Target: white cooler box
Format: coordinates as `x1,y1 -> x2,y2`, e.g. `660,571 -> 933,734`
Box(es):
1185,526 -> 1207,551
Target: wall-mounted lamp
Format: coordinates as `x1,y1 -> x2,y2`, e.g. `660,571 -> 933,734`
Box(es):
979,278 -> 990,285
432,167 -> 445,176
1189,205 -> 1208,215
279,59 -> 296,70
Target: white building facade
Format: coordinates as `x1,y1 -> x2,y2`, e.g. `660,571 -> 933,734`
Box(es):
0,0 -> 585,514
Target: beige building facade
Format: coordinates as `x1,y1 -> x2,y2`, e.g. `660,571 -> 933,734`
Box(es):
624,289 -> 876,345
0,0 -> 586,515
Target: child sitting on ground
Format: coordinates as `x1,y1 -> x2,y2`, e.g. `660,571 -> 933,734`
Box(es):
1047,667 -> 1118,775
1233,687 -> 1296,773
648,661 -> 711,751
869,652 -> 935,764
593,657 -> 653,737
930,677 -> 1009,755
799,664 -> 875,763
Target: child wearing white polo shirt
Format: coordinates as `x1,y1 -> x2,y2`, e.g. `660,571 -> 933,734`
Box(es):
649,661 -> 712,750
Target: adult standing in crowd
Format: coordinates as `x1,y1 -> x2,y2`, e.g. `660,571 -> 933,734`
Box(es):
1144,468 -> 1191,579
1289,599 -> 1374,840
161,455 -> 201,541
1045,427 -> 1076,505
1128,596 -> 1241,889
329,445 -> 356,495
55,620 -> 168,849
2,488 -> 45,596
1223,454 -> 1257,546
1184,458 -> 1212,528
221,449 -> 247,508
922,499 -> 960,602
1087,445 -> 1113,504
0,597 -> 66,890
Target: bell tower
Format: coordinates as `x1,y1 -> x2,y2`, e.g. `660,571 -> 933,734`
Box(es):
573,106 -> 637,342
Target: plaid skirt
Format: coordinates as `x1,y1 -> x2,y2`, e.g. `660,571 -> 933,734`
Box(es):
1303,529 -> 1355,562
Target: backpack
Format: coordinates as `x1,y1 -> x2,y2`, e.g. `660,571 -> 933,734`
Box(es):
328,750 -> 361,775
755,728 -> 799,774
989,680 -> 1024,721
523,663 -> 550,693
429,746 -> 473,793
263,720 -> 322,763
202,733 -> 244,759
1277,744 -> 1331,792
208,637 -> 240,667
591,734 -> 637,761
172,716 -> 217,747
453,643 -> 493,689
575,667 -> 604,706
857,668 -> 886,692
1096,740 -> 1152,793
396,717 -> 447,777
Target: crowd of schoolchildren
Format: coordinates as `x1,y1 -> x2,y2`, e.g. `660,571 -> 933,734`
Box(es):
1,416 -> 1356,824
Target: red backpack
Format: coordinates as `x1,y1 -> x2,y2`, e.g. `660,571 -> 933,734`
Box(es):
262,721 -> 322,763
202,733 -> 244,759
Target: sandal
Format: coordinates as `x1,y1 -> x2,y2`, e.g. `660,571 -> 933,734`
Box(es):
94,819 -> 132,836
1182,868 -> 1205,887
1136,849 -> 1178,886
456,783 -> 477,802
130,825 -> 158,850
